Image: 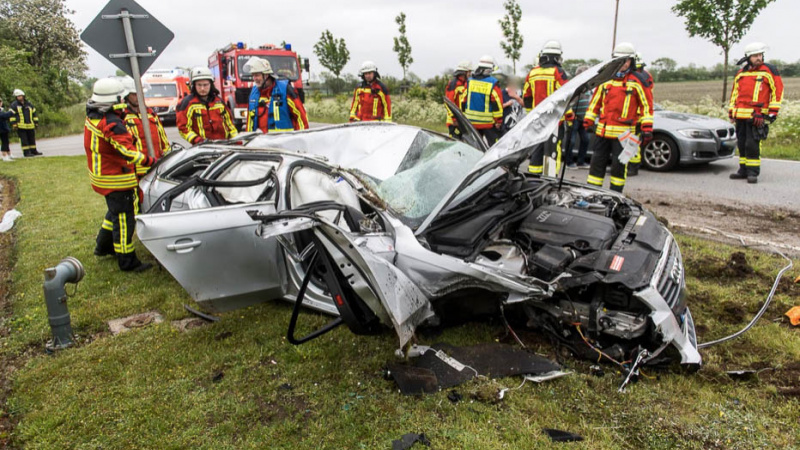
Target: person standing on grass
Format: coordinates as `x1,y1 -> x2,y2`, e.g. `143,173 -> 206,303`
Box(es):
349,61 -> 392,122
244,57 -> 309,133
461,55 -> 504,145
85,77 -> 155,273
9,89 -> 41,157
177,67 -> 238,144
445,60 -> 472,139
0,98 -> 15,162
728,42 -> 784,184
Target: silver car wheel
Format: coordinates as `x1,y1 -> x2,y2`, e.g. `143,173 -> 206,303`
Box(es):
642,135 -> 680,172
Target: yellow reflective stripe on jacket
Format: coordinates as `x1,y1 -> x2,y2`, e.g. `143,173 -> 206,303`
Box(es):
287,98 -> 306,130
464,80 -> 501,124
349,88 -> 364,120
86,117 -> 144,165
215,103 -> 238,138
377,90 -> 390,121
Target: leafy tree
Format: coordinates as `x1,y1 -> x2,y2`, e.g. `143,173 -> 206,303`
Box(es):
651,57 -> 678,74
498,0 -> 524,74
0,0 -> 86,78
313,30 -> 350,78
562,59 -> 588,77
672,0 -> 777,103
392,12 -> 413,80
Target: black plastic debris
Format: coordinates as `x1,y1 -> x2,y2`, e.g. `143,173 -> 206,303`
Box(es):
543,428 -> 584,442
388,343 -> 560,395
184,304 -> 220,322
211,371 -> 224,383
392,432 -> 431,450
447,390 -> 462,404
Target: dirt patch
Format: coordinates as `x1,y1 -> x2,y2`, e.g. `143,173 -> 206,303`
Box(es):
0,177 -> 19,447
685,252 -> 758,282
256,393 -> 312,424
635,191 -> 800,256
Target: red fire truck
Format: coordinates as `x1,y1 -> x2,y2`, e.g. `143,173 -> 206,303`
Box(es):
209,42 -> 309,128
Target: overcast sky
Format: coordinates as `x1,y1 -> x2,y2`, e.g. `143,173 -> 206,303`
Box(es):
68,0 -> 793,80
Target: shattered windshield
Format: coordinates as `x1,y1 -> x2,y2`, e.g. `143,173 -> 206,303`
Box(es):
356,130 -> 484,228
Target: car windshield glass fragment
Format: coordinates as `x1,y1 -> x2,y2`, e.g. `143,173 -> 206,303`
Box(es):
238,55 -> 299,81
357,130 -> 483,228
145,83 -> 178,99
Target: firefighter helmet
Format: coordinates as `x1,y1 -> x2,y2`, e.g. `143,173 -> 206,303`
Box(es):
13,89 -> 24,97
612,42 -> 636,58
119,76 -> 149,99
635,52 -> 645,67
744,42 -> 768,57
91,77 -> 128,103
454,60 -> 473,74
244,57 -> 273,75
491,66 -> 505,77
476,55 -> 495,69
540,40 -> 563,56
190,66 -> 214,84
359,61 -> 378,75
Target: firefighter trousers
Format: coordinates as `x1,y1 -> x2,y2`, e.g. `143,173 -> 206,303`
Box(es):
478,127 -> 501,146
95,189 -> 143,271
587,137 -> 627,193
529,127 -> 565,175
17,129 -> 36,155
735,119 -> 761,177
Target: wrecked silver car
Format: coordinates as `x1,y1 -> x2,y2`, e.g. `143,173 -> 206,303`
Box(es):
137,59 -> 701,367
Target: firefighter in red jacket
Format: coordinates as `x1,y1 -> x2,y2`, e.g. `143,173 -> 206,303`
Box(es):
522,41 -> 570,175
85,78 -> 156,272
461,55 -> 504,145
350,61 -> 391,122
728,42 -> 783,184
244,57 -> 309,133
177,66 -> 238,144
120,77 -> 171,177
629,52 -> 654,176
583,43 -> 654,193
445,60 -> 472,139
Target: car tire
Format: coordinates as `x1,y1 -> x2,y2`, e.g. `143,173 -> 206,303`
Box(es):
642,134 -> 680,172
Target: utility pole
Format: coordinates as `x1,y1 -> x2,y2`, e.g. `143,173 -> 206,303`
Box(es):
612,0 -> 620,54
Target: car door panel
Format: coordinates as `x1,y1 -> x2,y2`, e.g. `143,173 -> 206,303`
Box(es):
137,202 -> 287,312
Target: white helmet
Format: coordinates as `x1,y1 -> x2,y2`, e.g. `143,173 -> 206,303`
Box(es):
635,52 -> 644,66
91,77 -> 128,103
359,60 -> 378,75
190,66 -> 214,84
476,55 -> 495,69
454,60 -> 473,74
491,66 -> 505,77
540,40 -> 563,56
118,76 -> 149,98
744,42 -> 768,57
244,57 -> 273,75
612,42 -> 636,58
13,89 -> 24,97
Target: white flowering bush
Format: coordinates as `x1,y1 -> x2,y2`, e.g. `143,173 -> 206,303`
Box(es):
305,96 -> 447,129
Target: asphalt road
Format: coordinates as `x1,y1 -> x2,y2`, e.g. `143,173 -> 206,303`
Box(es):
5,126 -> 799,213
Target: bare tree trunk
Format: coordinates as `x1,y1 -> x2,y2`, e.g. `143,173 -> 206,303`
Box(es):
722,47 -> 729,106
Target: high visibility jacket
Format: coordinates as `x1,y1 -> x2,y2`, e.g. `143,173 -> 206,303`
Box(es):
246,79 -> 309,133
350,80 -> 391,122
728,63 -> 783,119
445,76 -> 468,126
84,105 -> 153,196
585,71 -> 654,139
9,99 -> 38,130
461,74 -> 503,129
124,107 -> 171,176
636,67 -> 654,93
176,94 -> 238,144
522,63 -> 569,112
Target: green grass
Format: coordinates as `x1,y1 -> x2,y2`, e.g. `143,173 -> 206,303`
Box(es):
35,104 -> 85,139
2,157 -> 800,449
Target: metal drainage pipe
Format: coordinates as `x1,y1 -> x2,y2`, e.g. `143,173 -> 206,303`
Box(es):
43,257 -> 85,352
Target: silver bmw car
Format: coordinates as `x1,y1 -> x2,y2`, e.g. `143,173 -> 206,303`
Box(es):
136,59 -> 701,367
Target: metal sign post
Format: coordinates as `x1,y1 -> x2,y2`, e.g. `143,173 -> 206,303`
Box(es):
103,9 -> 156,157
81,0 -> 174,159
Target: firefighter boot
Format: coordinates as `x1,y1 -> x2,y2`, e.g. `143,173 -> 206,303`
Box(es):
23,150 -> 32,158
729,172 -> 747,180
628,163 -> 640,177
747,176 -> 758,184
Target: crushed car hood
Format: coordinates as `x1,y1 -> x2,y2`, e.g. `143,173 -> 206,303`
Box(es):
415,58 -> 627,235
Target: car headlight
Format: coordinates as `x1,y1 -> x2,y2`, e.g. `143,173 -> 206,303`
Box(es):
677,129 -> 715,139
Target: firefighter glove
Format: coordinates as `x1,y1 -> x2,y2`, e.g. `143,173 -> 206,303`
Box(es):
767,114 -> 777,123
642,131 -> 653,147
583,118 -> 593,130
752,112 -> 764,128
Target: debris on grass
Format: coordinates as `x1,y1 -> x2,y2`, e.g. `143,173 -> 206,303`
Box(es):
391,432 -> 430,450
171,317 -> 208,332
107,311 -> 164,335
543,428 -> 584,443
0,209 -> 21,233
785,306 -> 800,326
